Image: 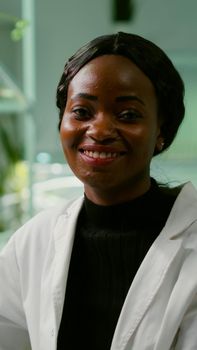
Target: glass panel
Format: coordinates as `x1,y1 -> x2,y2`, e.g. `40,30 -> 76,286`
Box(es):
0,62 -> 27,113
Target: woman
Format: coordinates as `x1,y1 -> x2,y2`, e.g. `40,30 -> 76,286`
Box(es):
0,32 -> 197,350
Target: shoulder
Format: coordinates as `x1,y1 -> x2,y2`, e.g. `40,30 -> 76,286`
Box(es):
172,182 -> 197,213
159,181 -> 197,207
22,197 -> 82,230
163,182 -> 197,245
3,196 -> 84,257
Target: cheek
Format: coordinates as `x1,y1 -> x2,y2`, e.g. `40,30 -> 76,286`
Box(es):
124,125 -> 159,153
123,126 -> 148,146
60,116 -> 77,148
60,127 -> 73,150
60,115 -> 87,152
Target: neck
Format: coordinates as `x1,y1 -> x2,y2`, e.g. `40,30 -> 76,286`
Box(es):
84,178 -> 152,206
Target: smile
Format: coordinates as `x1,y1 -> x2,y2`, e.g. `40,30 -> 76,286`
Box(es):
83,150 -> 118,159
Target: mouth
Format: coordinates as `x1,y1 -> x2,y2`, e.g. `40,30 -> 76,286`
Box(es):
79,149 -> 126,160
83,150 -> 118,159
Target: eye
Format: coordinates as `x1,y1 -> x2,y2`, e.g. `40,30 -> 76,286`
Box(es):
72,107 -> 91,120
118,109 -> 142,122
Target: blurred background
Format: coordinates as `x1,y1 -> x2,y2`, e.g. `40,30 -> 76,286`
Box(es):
0,0 -> 197,247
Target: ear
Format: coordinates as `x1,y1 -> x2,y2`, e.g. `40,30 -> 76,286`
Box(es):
155,136 -> 165,152
155,116 -> 165,152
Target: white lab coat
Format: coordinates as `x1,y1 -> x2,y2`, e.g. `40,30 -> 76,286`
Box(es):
0,182 -> 197,350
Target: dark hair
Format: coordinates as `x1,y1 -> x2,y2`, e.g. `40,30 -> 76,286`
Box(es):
56,32 -> 185,154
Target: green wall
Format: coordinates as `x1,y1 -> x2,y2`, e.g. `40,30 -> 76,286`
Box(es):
1,0 -> 197,162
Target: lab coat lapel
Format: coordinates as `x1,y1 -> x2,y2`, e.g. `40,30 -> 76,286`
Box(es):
111,182 -> 197,350
39,197 -> 84,350
111,226 -> 183,349
52,197 -> 84,333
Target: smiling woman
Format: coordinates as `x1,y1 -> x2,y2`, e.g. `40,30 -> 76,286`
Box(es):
0,32 -> 197,350
60,54 -> 161,204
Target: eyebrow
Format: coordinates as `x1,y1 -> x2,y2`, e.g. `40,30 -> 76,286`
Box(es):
71,93 -> 97,101
71,93 -> 145,106
115,95 -> 145,106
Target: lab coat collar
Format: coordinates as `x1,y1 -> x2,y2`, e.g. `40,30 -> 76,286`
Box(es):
164,182 -> 197,239
111,182 -> 197,349
52,182 -> 197,348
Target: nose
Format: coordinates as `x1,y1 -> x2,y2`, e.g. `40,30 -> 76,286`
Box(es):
86,113 -> 118,142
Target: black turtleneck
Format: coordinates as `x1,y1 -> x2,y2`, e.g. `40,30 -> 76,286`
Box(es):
57,179 -> 177,349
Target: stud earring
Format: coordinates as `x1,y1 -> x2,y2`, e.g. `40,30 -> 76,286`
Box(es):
156,140 -> 165,151
160,141 -> 165,149
159,141 -> 165,151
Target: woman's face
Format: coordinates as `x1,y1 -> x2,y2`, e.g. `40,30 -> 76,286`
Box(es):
60,55 -> 163,204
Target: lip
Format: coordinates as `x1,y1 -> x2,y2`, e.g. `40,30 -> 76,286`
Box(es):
78,144 -> 126,166
78,144 -> 126,153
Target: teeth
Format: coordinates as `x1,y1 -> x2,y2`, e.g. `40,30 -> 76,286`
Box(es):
100,152 -> 107,159
93,151 -> 99,159
84,150 -> 118,159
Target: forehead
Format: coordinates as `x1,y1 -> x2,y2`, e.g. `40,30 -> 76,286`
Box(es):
67,55 -> 156,103
68,55 -> 155,97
